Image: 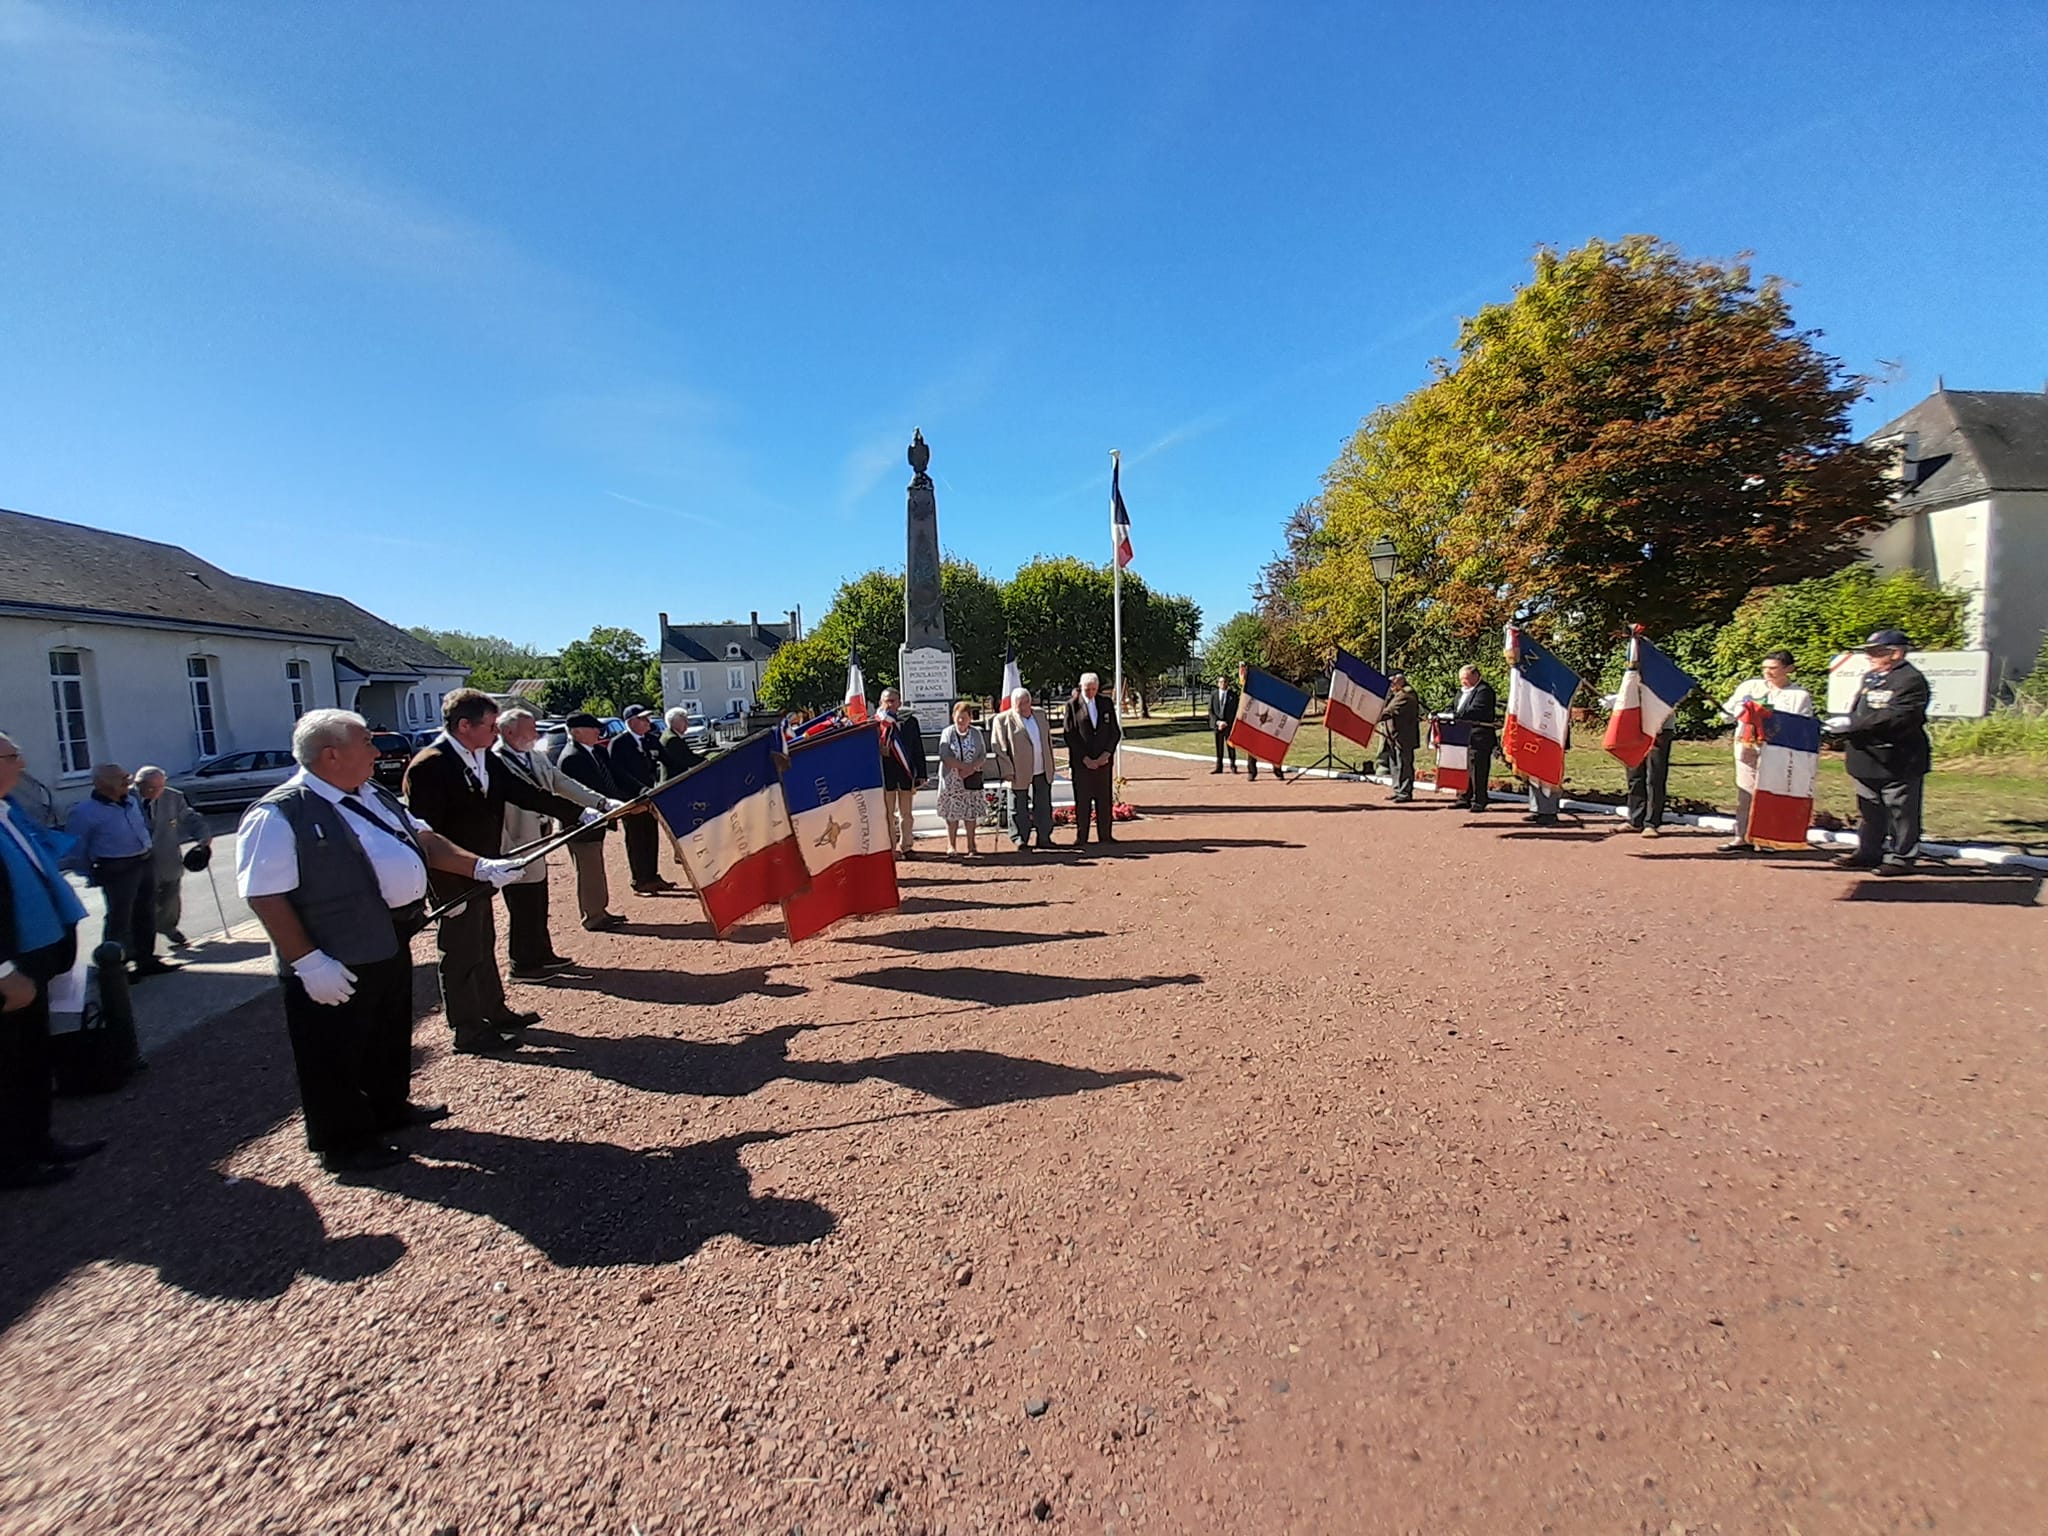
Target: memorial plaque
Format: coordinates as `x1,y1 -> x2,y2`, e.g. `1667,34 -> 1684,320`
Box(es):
1825,648 -> 1991,718
900,644 -> 957,712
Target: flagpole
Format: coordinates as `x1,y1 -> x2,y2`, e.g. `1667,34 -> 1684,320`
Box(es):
1110,449 -> 1124,785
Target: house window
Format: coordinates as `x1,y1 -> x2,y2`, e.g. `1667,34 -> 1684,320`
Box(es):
286,660 -> 309,720
681,698 -> 701,717
187,656 -> 220,757
406,693 -> 419,724
729,697 -> 748,716
675,668 -> 699,692
727,666 -> 746,692
726,643 -> 742,660
48,650 -> 92,776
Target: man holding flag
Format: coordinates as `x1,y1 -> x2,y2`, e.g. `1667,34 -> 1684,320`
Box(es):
1604,626 -> 1697,839
1503,626 -> 1581,826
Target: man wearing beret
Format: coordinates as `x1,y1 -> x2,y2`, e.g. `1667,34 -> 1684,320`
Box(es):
1825,629 -> 1932,872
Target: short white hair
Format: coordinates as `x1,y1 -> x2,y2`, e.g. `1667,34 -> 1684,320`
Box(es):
664,707 -> 690,730
1011,688 -> 1034,706
498,708 -> 537,735
134,765 -> 167,785
1079,672 -> 1100,689
294,708 -> 368,766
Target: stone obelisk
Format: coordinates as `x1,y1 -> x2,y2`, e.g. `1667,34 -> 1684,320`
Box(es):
899,428 -> 955,718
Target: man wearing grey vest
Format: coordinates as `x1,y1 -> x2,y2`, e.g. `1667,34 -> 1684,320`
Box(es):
237,710 -> 528,1175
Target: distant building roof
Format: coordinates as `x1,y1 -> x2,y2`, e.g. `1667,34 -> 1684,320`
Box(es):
1870,389 -> 2048,510
660,615 -> 796,664
503,678 -> 549,699
0,507 -> 465,680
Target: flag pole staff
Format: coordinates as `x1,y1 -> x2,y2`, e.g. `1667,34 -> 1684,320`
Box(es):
1110,449 -> 1123,785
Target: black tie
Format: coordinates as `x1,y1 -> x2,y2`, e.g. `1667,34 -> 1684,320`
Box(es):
341,792 -> 424,861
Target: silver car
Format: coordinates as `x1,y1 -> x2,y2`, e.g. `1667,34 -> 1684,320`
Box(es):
170,748 -> 298,809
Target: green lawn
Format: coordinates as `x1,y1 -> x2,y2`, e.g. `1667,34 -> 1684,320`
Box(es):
1123,713 -> 2048,852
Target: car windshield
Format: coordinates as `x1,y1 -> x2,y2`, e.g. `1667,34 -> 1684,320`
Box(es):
373,734 -> 409,752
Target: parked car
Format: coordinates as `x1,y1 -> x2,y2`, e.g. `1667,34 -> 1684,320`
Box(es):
169,748 -> 297,810
682,715 -> 714,752
371,731 -> 416,789
534,720 -> 570,760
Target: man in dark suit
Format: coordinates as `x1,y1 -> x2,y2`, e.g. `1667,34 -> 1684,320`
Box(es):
607,706 -> 674,895
874,688 -> 929,857
402,689 -> 595,1053
1827,629 -> 1933,871
1449,665 -> 1499,813
1207,674 -> 1240,773
657,707 -> 705,779
1064,670 -> 1122,846
1380,673 -> 1424,801
557,714 -> 628,929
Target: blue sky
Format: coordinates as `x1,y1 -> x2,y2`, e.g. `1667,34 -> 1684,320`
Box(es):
4,1 -> 2045,654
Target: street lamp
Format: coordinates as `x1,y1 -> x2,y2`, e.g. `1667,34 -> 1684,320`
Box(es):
1368,535 -> 1399,676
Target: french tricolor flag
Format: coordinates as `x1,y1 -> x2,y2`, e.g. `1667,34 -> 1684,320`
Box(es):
780,723 -> 901,942
1325,647 -> 1391,752
1604,626 -> 1696,769
1228,667 -> 1309,767
1744,704 -> 1822,850
1503,626 -> 1580,790
648,732 -> 809,938
1431,719 -> 1473,796
999,642 -> 1022,710
843,647 -> 868,724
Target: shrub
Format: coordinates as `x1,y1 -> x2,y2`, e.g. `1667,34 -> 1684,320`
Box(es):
1707,566 -> 1969,710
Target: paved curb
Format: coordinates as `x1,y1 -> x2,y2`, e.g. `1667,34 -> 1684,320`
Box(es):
1122,745 -> 2048,874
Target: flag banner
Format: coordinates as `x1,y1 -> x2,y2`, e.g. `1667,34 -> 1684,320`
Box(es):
844,648 -> 868,724
648,732 -> 808,937
875,711 -> 914,779
1326,647 -> 1391,750
1228,668 -> 1310,766
1745,705 -> 1821,850
1000,643 -> 1022,710
1431,719 -> 1472,795
1503,626 -> 1581,789
1604,627 -> 1698,770
1111,458 -> 1134,570
779,723 -> 900,942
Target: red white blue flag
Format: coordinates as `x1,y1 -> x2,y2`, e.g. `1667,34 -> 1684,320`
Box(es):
843,647 -> 868,724
1111,457 -> 1134,570
999,642 -> 1022,710
1325,647 -> 1391,751
1431,719 -> 1473,796
1503,626 -> 1580,790
1743,704 -> 1821,850
1228,667 -> 1309,766
1604,626 -> 1696,769
780,723 -> 900,942
648,732 -> 809,937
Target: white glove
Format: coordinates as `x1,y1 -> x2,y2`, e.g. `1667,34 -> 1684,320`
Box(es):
1825,714 -> 1853,733
473,857 -> 524,887
602,798 -> 628,813
291,950 -> 358,1006
578,806 -> 608,827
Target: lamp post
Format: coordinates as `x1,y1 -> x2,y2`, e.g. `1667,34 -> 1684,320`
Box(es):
1368,536 -> 1399,676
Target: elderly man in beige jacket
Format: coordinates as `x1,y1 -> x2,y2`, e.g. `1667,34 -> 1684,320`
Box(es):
989,689 -> 1056,852
493,708 -> 622,977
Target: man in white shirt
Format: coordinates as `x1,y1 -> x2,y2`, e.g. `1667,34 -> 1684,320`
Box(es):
238,709 -> 527,1176
990,690 -> 1056,852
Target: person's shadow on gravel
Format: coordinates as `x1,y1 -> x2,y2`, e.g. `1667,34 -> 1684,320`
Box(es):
366,1127 -> 833,1268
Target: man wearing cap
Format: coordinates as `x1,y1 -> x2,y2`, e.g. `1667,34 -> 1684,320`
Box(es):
1826,630 -> 1932,871
1380,673 -> 1423,802
556,714 -> 628,929
606,706 -> 674,895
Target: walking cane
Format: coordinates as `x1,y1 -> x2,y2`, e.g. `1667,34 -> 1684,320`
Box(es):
204,859 -> 234,941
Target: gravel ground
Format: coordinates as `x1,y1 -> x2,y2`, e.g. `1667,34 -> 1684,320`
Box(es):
3,759 -> 2044,1535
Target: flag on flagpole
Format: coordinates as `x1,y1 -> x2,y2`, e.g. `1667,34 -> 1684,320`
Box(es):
999,642 -> 1022,710
1228,667 -> 1310,766
1742,702 -> 1821,850
647,732 -> 809,936
1604,626 -> 1697,769
1430,719 -> 1473,796
779,723 -> 900,941
843,646 -> 868,724
1325,647 -> 1391,750
1503,626 -> 1581,789
1111,457 -> 1134,570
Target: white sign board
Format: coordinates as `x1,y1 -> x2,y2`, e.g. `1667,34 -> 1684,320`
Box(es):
898,644 -> 957,711
1825,649 -> 1991,718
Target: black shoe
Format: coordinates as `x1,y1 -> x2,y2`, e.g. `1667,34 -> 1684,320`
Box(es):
1210,768 -> 1223,775
319,1142 -> 408,1175
1880,855 -> 1918,874
510,960 -> 573,979
0,1162 -> 73,1190
1834,854 -> 1883,870
583,913 -> 624,931
128,958 -> 181,981
453,1029 -> 522,1055
383,1102 -> 450,1129
631,883 -> 665,896
1230,766 -> 1240,774
491,1009 -> 543,1032
649,877 -> 680,891
1390,794 -> 1413,803
165,928 -> 189,949
44,1137 -> 106,1163
541,953 -> 578,967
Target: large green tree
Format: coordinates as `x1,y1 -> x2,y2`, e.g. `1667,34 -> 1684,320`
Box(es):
756,559 -> 1008,710
556,626 -> 654,716
405,627 -> 554,693
1002,557 -> 1198,703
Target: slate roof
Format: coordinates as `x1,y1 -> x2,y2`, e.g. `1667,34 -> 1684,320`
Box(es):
660,619 -> 794,665
1869,389 -> 2048,510
0,507 -> 464,678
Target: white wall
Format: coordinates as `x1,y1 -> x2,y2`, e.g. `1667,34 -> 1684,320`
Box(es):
0,616 -> 339,811
1988,490 -> 2048,683
663,659 -> 762,717
1922,499 -> 1990,647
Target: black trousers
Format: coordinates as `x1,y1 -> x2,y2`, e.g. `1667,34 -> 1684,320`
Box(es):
434,889 -> 507,1032
1626,735 -> 1673,828
501,880 -> 553,967
0,935 -> 75,1172
1854,774 -> 1924,861
281,951 -> 415,1153
1388,739 -> 1416,797
1072,762 -> 1116,843
622,811 -> 661,886
1212,728 -> 1237,770
1462,729 -> 1496,809
94,854 -> 155,962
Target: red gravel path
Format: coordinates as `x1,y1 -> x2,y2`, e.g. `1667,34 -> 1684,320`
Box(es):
3,756 -> 2044,1535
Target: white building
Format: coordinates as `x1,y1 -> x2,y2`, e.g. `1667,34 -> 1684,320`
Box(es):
657,609 -> 799,719
0,509 -> 467,813
1866,387 -> 2048,686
